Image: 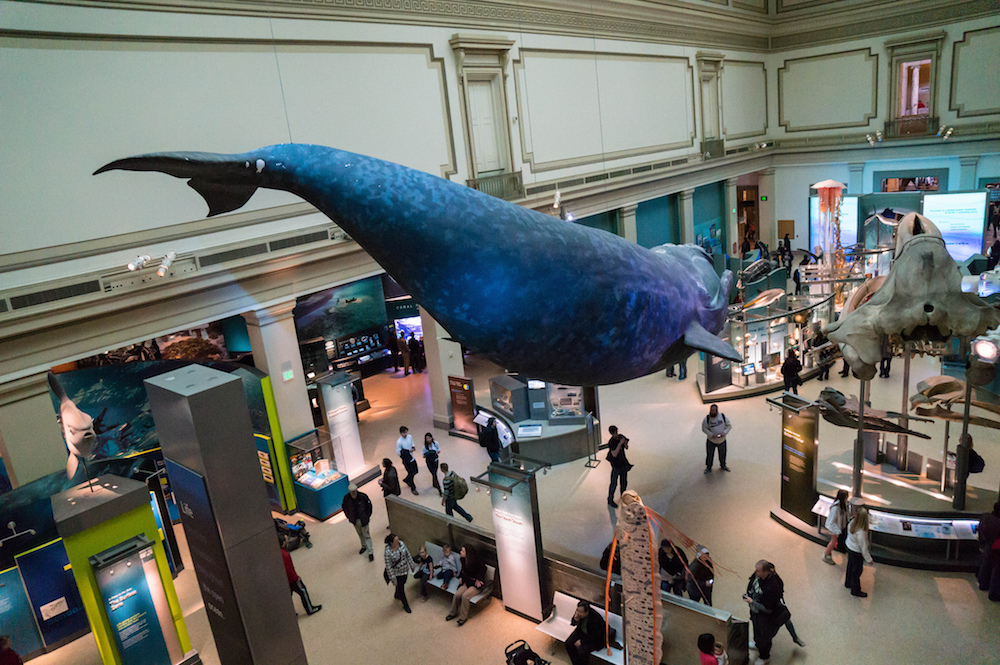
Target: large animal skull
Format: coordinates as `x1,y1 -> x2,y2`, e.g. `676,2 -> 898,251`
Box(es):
825,212 -> 1000,380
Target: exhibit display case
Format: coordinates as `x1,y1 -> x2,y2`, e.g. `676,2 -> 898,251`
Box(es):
489,374 -> 530,423
286,429 -> 350,520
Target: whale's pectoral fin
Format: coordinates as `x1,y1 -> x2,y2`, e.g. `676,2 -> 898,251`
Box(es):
186,178 -> 258,217
66,454 -> 79,481
683,321 -> 743,362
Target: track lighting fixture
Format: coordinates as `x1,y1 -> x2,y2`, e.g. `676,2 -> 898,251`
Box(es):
157,250 -> 176,277
127,255 -> 151,271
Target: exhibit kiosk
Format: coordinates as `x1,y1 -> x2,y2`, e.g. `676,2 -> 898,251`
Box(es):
285,429 -> 351,520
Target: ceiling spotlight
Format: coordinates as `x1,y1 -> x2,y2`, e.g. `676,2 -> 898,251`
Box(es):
972,337 -> 999,364
127,255 -> 151,271
943,127 -> 954,141
553,189 -> 561,209
937,124 -> 946,137
875,130 -> 882,142
156,250 -> 176,277
565,213 -> 575,222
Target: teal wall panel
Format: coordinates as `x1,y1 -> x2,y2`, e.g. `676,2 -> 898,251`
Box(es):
636,195 -> 679,248
694,182 -> 726,254
576,210 -> 619,236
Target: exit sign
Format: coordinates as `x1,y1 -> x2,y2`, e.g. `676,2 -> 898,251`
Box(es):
282,369 -> 295,382
760,195 -> 768,202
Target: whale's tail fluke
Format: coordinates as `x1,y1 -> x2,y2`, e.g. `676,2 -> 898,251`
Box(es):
95,151 -> 260,217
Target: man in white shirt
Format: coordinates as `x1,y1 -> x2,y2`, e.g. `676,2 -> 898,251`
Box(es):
701,405 -> 732,474
396,425 -> 419,495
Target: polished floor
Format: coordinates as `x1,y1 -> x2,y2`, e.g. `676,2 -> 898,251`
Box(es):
32,352 -> 1000,665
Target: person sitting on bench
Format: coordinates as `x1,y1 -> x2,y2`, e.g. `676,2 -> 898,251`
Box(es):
566,600 -> 607,665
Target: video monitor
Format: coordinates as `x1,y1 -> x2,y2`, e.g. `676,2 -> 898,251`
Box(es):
742,363 -> 756,376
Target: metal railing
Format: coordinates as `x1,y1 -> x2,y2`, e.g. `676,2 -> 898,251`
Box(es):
884,115 -> 939,138
466,171 -> 524,201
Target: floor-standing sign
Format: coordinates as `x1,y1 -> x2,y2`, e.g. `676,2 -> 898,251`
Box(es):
146,365 -> 307,665
449,376 -> 477,437
488,464 -> 547,621
779,394 -> 820,525
316,372 -> 365,479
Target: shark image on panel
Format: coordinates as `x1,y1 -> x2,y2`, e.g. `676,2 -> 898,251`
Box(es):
96,144 -> 740,386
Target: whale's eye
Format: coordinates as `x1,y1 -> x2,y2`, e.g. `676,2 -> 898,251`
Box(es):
245,161 -> 250,168
256,159 -> 265,173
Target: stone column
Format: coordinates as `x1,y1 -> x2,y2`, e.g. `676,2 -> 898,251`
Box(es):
419,306 -> 466,430
619,204 -> 639,244
241,302 -> 314,441
757,168 -> 776,249
959,155 -> 979,191
0,373 -> 68,486
679,189 -> 696,245
847,162 -> 865,194
726,178 -> 739,255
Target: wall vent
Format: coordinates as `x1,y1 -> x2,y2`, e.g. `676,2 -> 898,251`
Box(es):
652,161 -> 673,170
9,281 -> 102,310
0,299 -> 8,313
198,244 -> 268,268
559,178 -> 586,188
269,231 -> 330,252
525,183 -> 558,196
609,169 -> 631,179
584,173 -> 610,184
631,165 -> 652,174
671,158 -> 689,166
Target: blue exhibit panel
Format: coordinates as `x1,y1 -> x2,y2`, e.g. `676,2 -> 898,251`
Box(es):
292,473 -> 350,521
254,434 -> 283,511
14,540 -> 88,648
94,548 -> 172,665
148,492 -> 176,575
0,567 -> 45,657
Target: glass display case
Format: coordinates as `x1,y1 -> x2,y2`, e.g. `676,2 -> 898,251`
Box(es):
545,383 -> 585,424
285,429 -> 350,519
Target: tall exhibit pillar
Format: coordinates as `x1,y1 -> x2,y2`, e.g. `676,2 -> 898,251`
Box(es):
958,155 -> 979,191
619,203 -> 639,244
757,168 -> 776,248
145,365 -> 307,665
0,373 -> 68,486
52,475 -> 198,665
420,306 -> 466,430
725,178 -> 739,254
847,162 -> 865,194
241,302 -> 313,441
679,189 -> 696,245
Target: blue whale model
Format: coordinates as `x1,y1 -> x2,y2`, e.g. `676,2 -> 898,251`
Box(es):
96,144 -> 740,385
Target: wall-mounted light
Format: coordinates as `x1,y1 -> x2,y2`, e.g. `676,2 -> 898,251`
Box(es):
156,250 -> 176,277
875,130 -> 882,142
942,127 -> 954,141
127,255 -> 151,271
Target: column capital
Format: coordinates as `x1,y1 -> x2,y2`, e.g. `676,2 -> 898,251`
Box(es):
241,300 -> 298,328
619,203 -> 639,217
726,178 -> 739,188
758,167 -> 776,177
959,155 -> 980,166
848,162 -> 866,173
0,372 -> 52,408
680,189 -> 695,201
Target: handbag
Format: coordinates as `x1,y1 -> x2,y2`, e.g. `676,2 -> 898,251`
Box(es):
383,568 -> 391,585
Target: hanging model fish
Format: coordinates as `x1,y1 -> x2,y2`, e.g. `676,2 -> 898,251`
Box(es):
95,144 -> 741,386
47,372 -> 98,480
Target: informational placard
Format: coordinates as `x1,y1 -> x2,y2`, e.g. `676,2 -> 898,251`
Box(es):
704,354 -> 733,393
164,460 -> 251,664
94,546 -> 173,665
779,401 -> 819,525
490,468 -> 544,621
317,376 -> 365,479
448,376 -> 476,435
0,568 -> 44,657
810,195 -> 859,249
922,192 -> 987,261
14,540 -> 88,648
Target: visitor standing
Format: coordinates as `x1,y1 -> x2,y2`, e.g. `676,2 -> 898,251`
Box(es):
379,458 -> 401,520
743,560 -> 782,665
678,356 -> 688,380
397,332 -> 411,375
977,502 -> 1000,601
845,506 -> 874,597
822,490 -> 849,564
341,483 -> 374,561
792,269 -> 801,295
658,538 -> 689,596
702,405 -> 732,474
481,417 -> 502,463
281,538 -> 322,615
441,463 -> 473,522
781,350 -> 802,395
606,426 -> 631,507
423,432 -> 442,496
396,426 -> 419,495
408,333 -> 422,373
384,533 -> 416,613
686,546 -> 715,606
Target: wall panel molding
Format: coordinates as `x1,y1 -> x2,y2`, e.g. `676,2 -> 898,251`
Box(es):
721,60 -> 768,140
949,26 -> 1000,118
778,48 -> 878,132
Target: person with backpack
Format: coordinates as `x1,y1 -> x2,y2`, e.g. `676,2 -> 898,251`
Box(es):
441,462 -> 473,522
701,405 -> 732,474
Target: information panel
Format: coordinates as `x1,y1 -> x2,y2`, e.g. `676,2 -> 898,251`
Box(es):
0,568 -> 44,657
810,196 -> 859,250
489,468 -> 544,621
94,546 -> 172,665
449,376 -> 477,436
922,192 -> 987,261
780,400 -> 819,526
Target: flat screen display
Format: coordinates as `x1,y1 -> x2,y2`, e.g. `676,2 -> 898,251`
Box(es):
742,363 -> 756,375
810,196 -> 858,251
921,192 -> 987,261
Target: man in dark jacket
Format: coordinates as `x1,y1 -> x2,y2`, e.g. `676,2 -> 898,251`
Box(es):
744,560 -> 783,663
606,426 -> 631,507
565,600 -> 607,665
686,546 -> 715,606
658,538 -> 689,596
342,483 -> 374,561
379,458 -> 401,525
407,333 -> 423,373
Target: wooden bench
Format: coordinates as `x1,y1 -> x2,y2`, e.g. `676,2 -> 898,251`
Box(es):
422,541 -> 495,605
537,591 -> 626,665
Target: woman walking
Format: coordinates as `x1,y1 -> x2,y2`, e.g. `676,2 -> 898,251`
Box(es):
845,506 -> 874,597
823,490 -> 849,564
384,533 -> 416,613
423,432 -> 442,496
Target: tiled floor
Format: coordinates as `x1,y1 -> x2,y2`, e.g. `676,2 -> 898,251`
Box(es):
32,353 -> 1000,665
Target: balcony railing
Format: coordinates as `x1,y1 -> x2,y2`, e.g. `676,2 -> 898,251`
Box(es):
884,115 -> 939,138
467,171 -> 524,201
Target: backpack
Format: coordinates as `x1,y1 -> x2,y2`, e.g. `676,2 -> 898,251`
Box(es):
969,448 -> 985,474
453,474 -> 469,500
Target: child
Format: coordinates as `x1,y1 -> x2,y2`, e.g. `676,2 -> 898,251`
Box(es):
436,543 -> 461,587
413,545 -> 434,598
